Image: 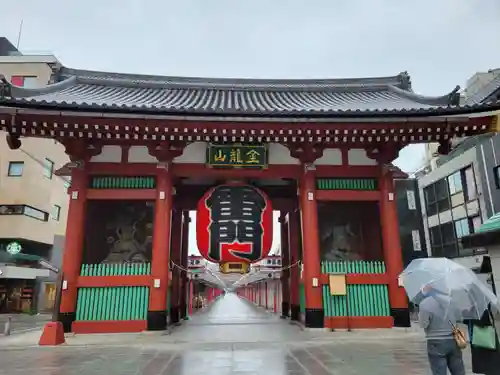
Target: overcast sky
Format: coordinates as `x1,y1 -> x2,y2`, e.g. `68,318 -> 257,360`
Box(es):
2,0 -> 499,254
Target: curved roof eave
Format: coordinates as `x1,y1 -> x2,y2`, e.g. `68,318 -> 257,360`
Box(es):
1,98 -> 500,120
56,67 -> 413,91
388,85 -> 461,107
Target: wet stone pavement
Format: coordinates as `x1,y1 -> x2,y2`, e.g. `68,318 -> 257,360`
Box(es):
0,294 -> 474,375
0,313 -> 50,333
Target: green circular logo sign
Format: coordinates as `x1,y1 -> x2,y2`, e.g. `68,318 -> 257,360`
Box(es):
6,241 -> 22,255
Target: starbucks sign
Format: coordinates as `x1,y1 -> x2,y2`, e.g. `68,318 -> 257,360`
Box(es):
6,241 -> 22,255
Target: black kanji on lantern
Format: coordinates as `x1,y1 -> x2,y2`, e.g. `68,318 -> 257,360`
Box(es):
205,185 -> 267,262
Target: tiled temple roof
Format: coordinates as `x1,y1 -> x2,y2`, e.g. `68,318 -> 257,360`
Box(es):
0,67 -> 497,117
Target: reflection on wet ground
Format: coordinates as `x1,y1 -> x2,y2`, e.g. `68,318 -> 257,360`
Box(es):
0,293 -> 473,374
0,313 -> 50,333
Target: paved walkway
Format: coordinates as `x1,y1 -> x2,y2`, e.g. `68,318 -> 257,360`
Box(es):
0,294 -> 474,374
0,313 -> 50,334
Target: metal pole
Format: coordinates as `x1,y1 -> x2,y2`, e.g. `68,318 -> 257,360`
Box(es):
3,316 -> 11,336
346,291 -> 351,332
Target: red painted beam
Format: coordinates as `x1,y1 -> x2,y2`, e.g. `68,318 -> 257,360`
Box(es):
72,320 -> 147,334
320,273 -> 389,285
316,190 -> 381,201
315,165 -> 379,177
86,189 -> 156,200
324,316 -> 393,329
88,163 -> 157,175
171,163 -> 302,179
86,162 -> 380,181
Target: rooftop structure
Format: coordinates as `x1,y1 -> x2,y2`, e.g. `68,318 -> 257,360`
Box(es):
1,68 -> 496,117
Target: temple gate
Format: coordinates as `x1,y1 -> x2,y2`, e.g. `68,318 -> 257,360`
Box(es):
1,68 -> 498,334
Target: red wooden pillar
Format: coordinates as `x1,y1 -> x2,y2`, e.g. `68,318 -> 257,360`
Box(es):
180,211 -> 190,320
148,164 -> 173,330
59,168 -> 88,332
299,170 -> 323,328
279,211 -> 290,318
288,209 -> 301,321
169,209 -> 183,324
379,168 -> 410,327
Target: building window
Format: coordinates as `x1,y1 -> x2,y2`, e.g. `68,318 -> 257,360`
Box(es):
0,204 -> 48,221
429,222 -> 459,258
7,161 -> 24,177
10,75 -> 38,88
435,179 -> 451,213
23,205 -> 49,221
43,158 -> 54,179
441,222 -> 458,258
429,226 -> 443,256
471,216 -> 482,233
448,172 -> 463,195
464,166 -> 477,201
51,205 -> 61,221
424,185 -> 438,216
425,179 -> 452,217
454,219 -> 470,238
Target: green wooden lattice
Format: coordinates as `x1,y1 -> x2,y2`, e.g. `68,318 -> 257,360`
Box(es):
76,286 -> 149,321
80,263 -> 151,276
90,176 -> 156,189
316,178 -> 378,191
321,260 -> 390,317
321,260 -> 386,274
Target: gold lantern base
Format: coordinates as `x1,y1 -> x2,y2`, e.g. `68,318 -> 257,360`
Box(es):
219,262 -> 250,274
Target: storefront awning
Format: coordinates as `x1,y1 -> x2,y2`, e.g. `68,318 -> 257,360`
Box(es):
0,265 -> 50,279
461,213 -> 500,248
0,250 -> 42,263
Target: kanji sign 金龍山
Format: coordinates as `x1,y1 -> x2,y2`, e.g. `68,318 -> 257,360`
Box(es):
207,144 -> 267,168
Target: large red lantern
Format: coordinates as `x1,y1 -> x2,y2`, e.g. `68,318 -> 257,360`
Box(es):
196,184 -> 273,264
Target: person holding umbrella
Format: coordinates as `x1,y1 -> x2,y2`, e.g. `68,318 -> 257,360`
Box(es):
417,284 -> 466,375
400,258 -> 500,375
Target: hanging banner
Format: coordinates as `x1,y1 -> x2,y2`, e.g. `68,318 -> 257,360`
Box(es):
196,184 -> 273,263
